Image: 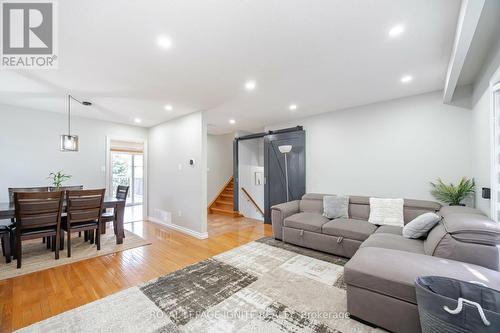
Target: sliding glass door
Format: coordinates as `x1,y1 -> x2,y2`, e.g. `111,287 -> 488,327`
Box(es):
111,152 -> 143,205
493,85 -> 500,221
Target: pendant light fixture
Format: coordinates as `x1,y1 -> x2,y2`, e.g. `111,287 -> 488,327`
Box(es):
60,95 -> 92,152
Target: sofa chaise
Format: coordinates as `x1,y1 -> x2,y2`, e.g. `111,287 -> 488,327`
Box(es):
271,193 -> 500,333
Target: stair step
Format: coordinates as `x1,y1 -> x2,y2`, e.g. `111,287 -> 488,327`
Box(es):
210,207 -> 241,217
216,200 -> 233,205
220,193 -> 233,198
214,201 -> 233,209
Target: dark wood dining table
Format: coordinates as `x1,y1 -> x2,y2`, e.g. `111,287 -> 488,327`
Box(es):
0,197 -> 126,244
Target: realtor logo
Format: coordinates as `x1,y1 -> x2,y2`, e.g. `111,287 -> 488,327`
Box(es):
1,0 -> 57,68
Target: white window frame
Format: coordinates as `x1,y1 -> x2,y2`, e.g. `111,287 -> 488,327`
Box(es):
489,66 -> 500,221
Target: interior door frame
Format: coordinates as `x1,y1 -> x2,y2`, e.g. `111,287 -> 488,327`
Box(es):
105,136 -> 148,221
233,126 -> 304,222
489,65 -> 500,220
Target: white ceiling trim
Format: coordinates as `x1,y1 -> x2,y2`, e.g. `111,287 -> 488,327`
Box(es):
443,0 -> 485,103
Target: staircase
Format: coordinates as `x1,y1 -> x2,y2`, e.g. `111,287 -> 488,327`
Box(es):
208,177 -> 242,217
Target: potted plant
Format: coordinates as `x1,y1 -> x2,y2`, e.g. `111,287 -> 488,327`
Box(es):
430,177 -> 475,206
48,171 -> 72,190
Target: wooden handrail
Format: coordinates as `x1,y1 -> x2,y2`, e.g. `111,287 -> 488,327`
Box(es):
241,187 -> 264,216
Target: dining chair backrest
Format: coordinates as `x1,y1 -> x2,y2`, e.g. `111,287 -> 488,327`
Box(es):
116,185 -> 129,200
14,191 -> 64,231
8,187 -> 49,203
66,189 -> 105,225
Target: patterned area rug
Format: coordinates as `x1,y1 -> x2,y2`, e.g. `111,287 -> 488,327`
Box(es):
0,230 -> 150,280
17,237 -> 383,333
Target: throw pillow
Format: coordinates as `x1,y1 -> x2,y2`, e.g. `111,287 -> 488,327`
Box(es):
323,195 -> 349,219
403,212 -> 441,239
368,198 -> 404,226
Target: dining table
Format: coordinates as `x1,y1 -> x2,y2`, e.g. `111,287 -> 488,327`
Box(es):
0,197 -> 126,244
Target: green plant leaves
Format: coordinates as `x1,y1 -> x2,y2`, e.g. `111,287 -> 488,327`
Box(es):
430,177 -> 475,205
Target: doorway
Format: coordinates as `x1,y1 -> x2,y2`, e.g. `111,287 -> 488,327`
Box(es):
106,138 -> 146,223
233,127 -> 306,223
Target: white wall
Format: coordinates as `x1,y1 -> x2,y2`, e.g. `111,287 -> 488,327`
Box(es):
207,133 -> 234,204
238,138 -> 264,220
0,104 -> 148,202
266,91 -> 473,201
148,112 -> 208,238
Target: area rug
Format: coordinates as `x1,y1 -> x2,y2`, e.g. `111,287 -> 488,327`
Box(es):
16,237 -> 383,333
0,230 -> 150,280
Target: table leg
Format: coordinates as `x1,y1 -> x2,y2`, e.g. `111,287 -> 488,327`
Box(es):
115,202 -> 124,244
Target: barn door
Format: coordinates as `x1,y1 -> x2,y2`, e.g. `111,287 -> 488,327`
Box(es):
264,130 -> 306,223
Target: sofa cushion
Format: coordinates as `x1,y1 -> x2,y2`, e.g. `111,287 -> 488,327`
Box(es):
441,213 -> 500,246
283,212 -> 330,232
368,198 -> 404,226
322,218 -> 377,241
300,193 -> 329,214
323,195 -> 349,219
360,233 -> 425,254
402,212 -> 441,239
344,247 -> 500,305
375,225 -> 403,235
439,205 -> 485,217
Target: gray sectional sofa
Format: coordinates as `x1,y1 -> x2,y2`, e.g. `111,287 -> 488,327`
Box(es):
271,193 -> 500,333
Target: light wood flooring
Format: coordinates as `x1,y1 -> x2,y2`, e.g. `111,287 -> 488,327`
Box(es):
0,214 -> 271,332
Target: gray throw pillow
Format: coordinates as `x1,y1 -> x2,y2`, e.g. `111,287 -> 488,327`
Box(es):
403,212 -> 441,239
323,195 -> 349,219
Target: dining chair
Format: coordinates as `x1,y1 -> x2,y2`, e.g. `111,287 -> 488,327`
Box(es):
62,189 -> 105,257
13,191 -> 64,269
100,185 -> 129,237
8,186 -> 52,245
0,225 -> 11,263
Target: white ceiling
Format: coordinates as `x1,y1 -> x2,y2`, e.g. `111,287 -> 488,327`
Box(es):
0,0 -> 461,134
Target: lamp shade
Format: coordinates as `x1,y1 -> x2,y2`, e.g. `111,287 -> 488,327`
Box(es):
278,145 -> 292,153
60,135 -> 79,152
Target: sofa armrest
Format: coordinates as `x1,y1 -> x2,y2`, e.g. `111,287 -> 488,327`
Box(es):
271,200 -> 300,240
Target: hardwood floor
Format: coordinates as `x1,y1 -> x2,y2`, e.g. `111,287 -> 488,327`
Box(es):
0,214 -> 271,332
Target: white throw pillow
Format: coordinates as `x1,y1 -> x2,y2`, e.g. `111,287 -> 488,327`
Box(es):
403,213 -> 441,239
323,195 -> 349,219
368,198 -> 404,226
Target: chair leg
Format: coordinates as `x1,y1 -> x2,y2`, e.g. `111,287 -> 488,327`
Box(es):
42,237 -> 46,244
101,221 -> 106,234
96,227 -> 101,251
67,230 -> 71,257
84,230 -> 88,242
46,236 -> 51,249
4,235 -> 11,264
11,232 -> 16,260
79,231 -> 82,238
113,220 -> 117,235
59,230 -> 64,250
55,232 -> 60,260
16,236 -> 21,269
89,230 -> 94,244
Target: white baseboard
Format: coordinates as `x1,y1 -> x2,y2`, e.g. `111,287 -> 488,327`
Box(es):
147,216 -> 208,239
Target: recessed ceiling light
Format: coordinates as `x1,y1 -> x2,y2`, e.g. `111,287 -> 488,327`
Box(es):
289,104 -> 298,111
164,104 -> 173,111
229,119 -> 236,124
244,80 -> 256,91
157,35 -> 173,49
134,118 -> 142,123
400,75 -> 413,83
388,25 -> 405,38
